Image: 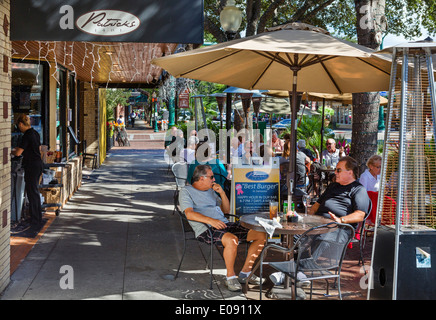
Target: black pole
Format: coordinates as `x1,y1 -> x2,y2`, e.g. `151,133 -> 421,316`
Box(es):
288,67 -> 299,199
320,98 -> 326,162
226,92 -> 232,165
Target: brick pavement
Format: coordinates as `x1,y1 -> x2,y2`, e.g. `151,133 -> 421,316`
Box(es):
238,236 -> 372,300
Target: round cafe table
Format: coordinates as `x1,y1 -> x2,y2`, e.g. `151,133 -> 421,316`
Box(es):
239,212 -> 332,296
240,212 -> 331,235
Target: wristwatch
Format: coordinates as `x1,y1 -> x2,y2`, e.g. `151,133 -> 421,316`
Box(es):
341,217 -> 346,223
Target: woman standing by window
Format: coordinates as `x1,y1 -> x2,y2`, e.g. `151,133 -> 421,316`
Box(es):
12,114 -> 44,233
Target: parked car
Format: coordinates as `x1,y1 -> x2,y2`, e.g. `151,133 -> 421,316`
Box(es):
178,110 -> 191,121
272,119 -> 292,129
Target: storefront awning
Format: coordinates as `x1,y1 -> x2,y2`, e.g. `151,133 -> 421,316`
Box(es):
12,41 -> 178,86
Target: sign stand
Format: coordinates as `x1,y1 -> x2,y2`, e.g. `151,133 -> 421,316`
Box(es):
231,157 -> 280,217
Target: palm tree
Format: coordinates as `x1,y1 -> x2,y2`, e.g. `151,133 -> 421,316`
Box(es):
281,115 -> 334,156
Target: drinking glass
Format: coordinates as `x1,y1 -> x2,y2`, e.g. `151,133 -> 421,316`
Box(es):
325,157 -> 332,169
302,195 -> 310,216
269,200 -> 278,219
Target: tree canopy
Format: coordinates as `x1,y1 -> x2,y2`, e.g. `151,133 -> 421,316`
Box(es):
204,0 -> 436,43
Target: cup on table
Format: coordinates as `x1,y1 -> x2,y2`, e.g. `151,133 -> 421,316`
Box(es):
269,200 -> 278,219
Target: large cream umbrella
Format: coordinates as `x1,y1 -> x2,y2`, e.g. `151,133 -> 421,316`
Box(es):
152,22 -> 391,198
266,90 -> 388,104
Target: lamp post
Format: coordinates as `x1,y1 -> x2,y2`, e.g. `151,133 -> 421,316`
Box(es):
220,0 -> 242,164
239,92 -> 253,130
152,92 -> 158,132
220,0 -> 243,41
213,93 -> 226,129
168,75 -> 176,128
252,95 -> 262,129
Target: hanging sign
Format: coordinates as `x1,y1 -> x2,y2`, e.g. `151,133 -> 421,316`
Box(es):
178,89 -> 190,109
11,0 -> 204,43
76,10 -> 141,37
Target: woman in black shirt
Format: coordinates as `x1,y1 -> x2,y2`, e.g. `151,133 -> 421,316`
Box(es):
12,114 -> 44,231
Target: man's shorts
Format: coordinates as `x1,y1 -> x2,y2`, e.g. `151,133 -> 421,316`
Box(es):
197,222 -> 249,245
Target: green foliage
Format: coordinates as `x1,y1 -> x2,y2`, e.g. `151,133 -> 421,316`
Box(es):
280,115 -> 335,153
204,0 -> 436,44
318,106 -> 334,116
104,89 -> 131,121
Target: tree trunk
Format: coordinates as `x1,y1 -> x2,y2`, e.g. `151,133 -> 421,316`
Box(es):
351,0 -> 387,174
350,92 -> 380,173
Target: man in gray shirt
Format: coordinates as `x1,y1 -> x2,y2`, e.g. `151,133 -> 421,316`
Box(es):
179,165 -> 266,292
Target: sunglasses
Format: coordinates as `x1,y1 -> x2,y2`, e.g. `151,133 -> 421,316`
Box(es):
204,175 -> 215,180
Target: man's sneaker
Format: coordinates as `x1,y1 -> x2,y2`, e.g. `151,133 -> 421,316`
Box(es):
225,277 -> 242,292
269,271 -> 285,285
296,272 -> 310,288
269,271 -> 310,287
238,274 -> 264,285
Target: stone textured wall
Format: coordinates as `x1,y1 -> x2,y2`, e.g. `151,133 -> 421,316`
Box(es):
0,0 -> 11,294
82,82 -> 99,167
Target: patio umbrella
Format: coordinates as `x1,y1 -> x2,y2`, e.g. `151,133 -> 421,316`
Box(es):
233,96 -> 320,115
152,22 -> 392,198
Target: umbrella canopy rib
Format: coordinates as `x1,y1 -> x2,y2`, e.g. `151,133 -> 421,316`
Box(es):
250,57 -> 276,89
254,51 -> 294,68
357,57 -> 391,76
296,54 -> 311,66
179,49 -> 243,78
285,53 -> 301,71
317,55 -> 343,94
302,55 -> 337,68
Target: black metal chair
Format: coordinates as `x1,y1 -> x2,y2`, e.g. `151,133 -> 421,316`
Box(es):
171,163 -> 248,290
171,161 -> 219,290
259,222 -> 354,300
81,140 -> 98,170
173,201 -> 216,289
171,162 -> 188,214
349,199 -> 373,269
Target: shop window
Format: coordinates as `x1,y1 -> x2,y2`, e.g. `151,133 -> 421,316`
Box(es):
56,67 -> 67,158
335,105 -> 353,125
68,73 -> 77,156
11,61 -> 48,148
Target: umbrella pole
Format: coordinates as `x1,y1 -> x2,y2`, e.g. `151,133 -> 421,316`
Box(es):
320,98 -> 325,162
200,96 -> 209,142
226,93 -> 232,164
288,68 -> 300,203
194,97 -> 198,132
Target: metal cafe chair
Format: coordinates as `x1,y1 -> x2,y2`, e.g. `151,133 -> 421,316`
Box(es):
173,194 -> 247,290
171,161 -> 188,214
349,199 -> 372,269
173,199 -> 216,290
259,222 -> 354,300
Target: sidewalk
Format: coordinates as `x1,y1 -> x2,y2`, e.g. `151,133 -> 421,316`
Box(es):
2,120 -> 244,300
1,119 -> 371,300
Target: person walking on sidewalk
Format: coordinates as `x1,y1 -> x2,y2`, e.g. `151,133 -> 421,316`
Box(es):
130,111 -> 136,128
11,114 -> 44,233
179,165 -> 266,292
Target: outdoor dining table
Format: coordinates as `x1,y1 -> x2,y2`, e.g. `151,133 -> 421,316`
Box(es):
240,212 -> 331,235
239,212 -> 332,295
